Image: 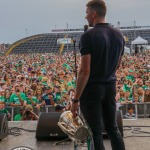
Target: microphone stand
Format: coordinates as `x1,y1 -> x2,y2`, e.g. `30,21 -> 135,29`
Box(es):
72,38 -> 78,150
72,38 -> 94,150
73,38 -> 77,80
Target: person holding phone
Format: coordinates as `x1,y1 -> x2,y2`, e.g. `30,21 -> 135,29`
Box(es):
10,86 -> 26,106
21,105 -> 39,121
42,86 -> 55,105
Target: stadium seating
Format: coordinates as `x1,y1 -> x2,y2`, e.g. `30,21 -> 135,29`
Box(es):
6,32 -> 82,54
5,26 -> 150,55
122,28 -> 150,48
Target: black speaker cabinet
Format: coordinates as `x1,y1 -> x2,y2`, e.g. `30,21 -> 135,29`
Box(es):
0,114 -> 8,141
36,112 -> 68,140
36,110 -> 123,140
102,110 -> 123,137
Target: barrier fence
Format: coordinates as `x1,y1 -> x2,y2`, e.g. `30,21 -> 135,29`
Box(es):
118,102 -> 150,119
5,103 -> 150,121
5,105 -> 56,121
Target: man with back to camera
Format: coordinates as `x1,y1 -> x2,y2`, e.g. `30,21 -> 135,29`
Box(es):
71,0 -> 126,150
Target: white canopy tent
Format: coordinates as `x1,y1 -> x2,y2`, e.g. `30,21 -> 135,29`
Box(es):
131,36 -> 148,54
131,36 -> 148,45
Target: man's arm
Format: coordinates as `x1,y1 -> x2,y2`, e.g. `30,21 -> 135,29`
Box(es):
74,54 -> 91,100
71,54 -> 91,117
18,95 -> 25,106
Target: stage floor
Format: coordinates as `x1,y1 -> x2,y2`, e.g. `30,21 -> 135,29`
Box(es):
0,119 -> 150,150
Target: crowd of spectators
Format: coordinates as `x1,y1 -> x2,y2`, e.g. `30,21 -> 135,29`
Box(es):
116,51 -> 150,105
0,50 -> 150,121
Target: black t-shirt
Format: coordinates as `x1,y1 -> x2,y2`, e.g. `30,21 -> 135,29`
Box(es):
80,23 -> 125,84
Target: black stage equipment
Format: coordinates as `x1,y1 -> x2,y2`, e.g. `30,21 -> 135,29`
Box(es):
0,114 -> 8,141
35,110 -> 123,140
35,112 -> 68,140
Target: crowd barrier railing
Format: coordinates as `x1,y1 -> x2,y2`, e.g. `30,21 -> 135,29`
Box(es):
118,102 -> 150,119
5,103 -> 150,121
5,105 -> 56,121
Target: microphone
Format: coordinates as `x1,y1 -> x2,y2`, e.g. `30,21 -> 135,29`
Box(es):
84,25 -> 88,32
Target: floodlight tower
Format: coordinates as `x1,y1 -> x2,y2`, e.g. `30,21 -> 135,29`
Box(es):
66,23 -> 69,52
25,29 -> 28,37
134,20 -> 136,39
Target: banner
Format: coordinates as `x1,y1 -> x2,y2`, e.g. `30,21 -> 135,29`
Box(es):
57,38 -> 72,44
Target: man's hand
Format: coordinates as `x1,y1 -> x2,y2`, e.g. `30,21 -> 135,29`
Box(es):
48,94 -> 53,100
71,102 -> 79,118
36,104 -> 40,110
7,113 -> 11,119
30,110 -> 36,116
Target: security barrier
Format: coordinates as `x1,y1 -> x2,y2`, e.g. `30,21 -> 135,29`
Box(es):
5,103 -> 150,121
5,105 -> 56,121
119,102 -> 150,119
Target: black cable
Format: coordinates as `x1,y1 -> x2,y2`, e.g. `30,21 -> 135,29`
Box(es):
8,127 -> 22,136
124,135 -> 150,138
131,127 -> 150,135
124,125 -> 150,128
123,126 -> 132,131
8,127 -> 36,137
123,126 -> 150,138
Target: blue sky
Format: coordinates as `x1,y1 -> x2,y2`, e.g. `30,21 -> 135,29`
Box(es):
0,0 -> 150,43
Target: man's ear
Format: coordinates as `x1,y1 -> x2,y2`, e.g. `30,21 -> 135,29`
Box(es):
92,11 -> 97,18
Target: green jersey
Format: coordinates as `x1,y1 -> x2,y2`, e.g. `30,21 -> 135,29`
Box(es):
10,93 -> 26,104
123,84 -> 132,92
0,108 -> 9,115
26,96 -> 39,105
5,98 -> 10,106
0,96 -> 5,102
54,93 -> 61,103
14,114 -> 22,121
143,85 -> 149,90
126,75 -> 135,82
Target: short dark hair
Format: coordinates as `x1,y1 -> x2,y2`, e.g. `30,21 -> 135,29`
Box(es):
86,0 -> 107,18
47,92 -> 53,95
128,104 -> 134,110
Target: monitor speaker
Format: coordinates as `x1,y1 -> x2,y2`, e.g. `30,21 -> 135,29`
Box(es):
0,114 -> 8,141
35,112 -> 68,140
35,110 -> 123,140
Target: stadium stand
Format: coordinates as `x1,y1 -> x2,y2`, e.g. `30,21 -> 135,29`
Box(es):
4,25 -> 150,55
121,26 -> 150,48
5,32 -> 82,55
